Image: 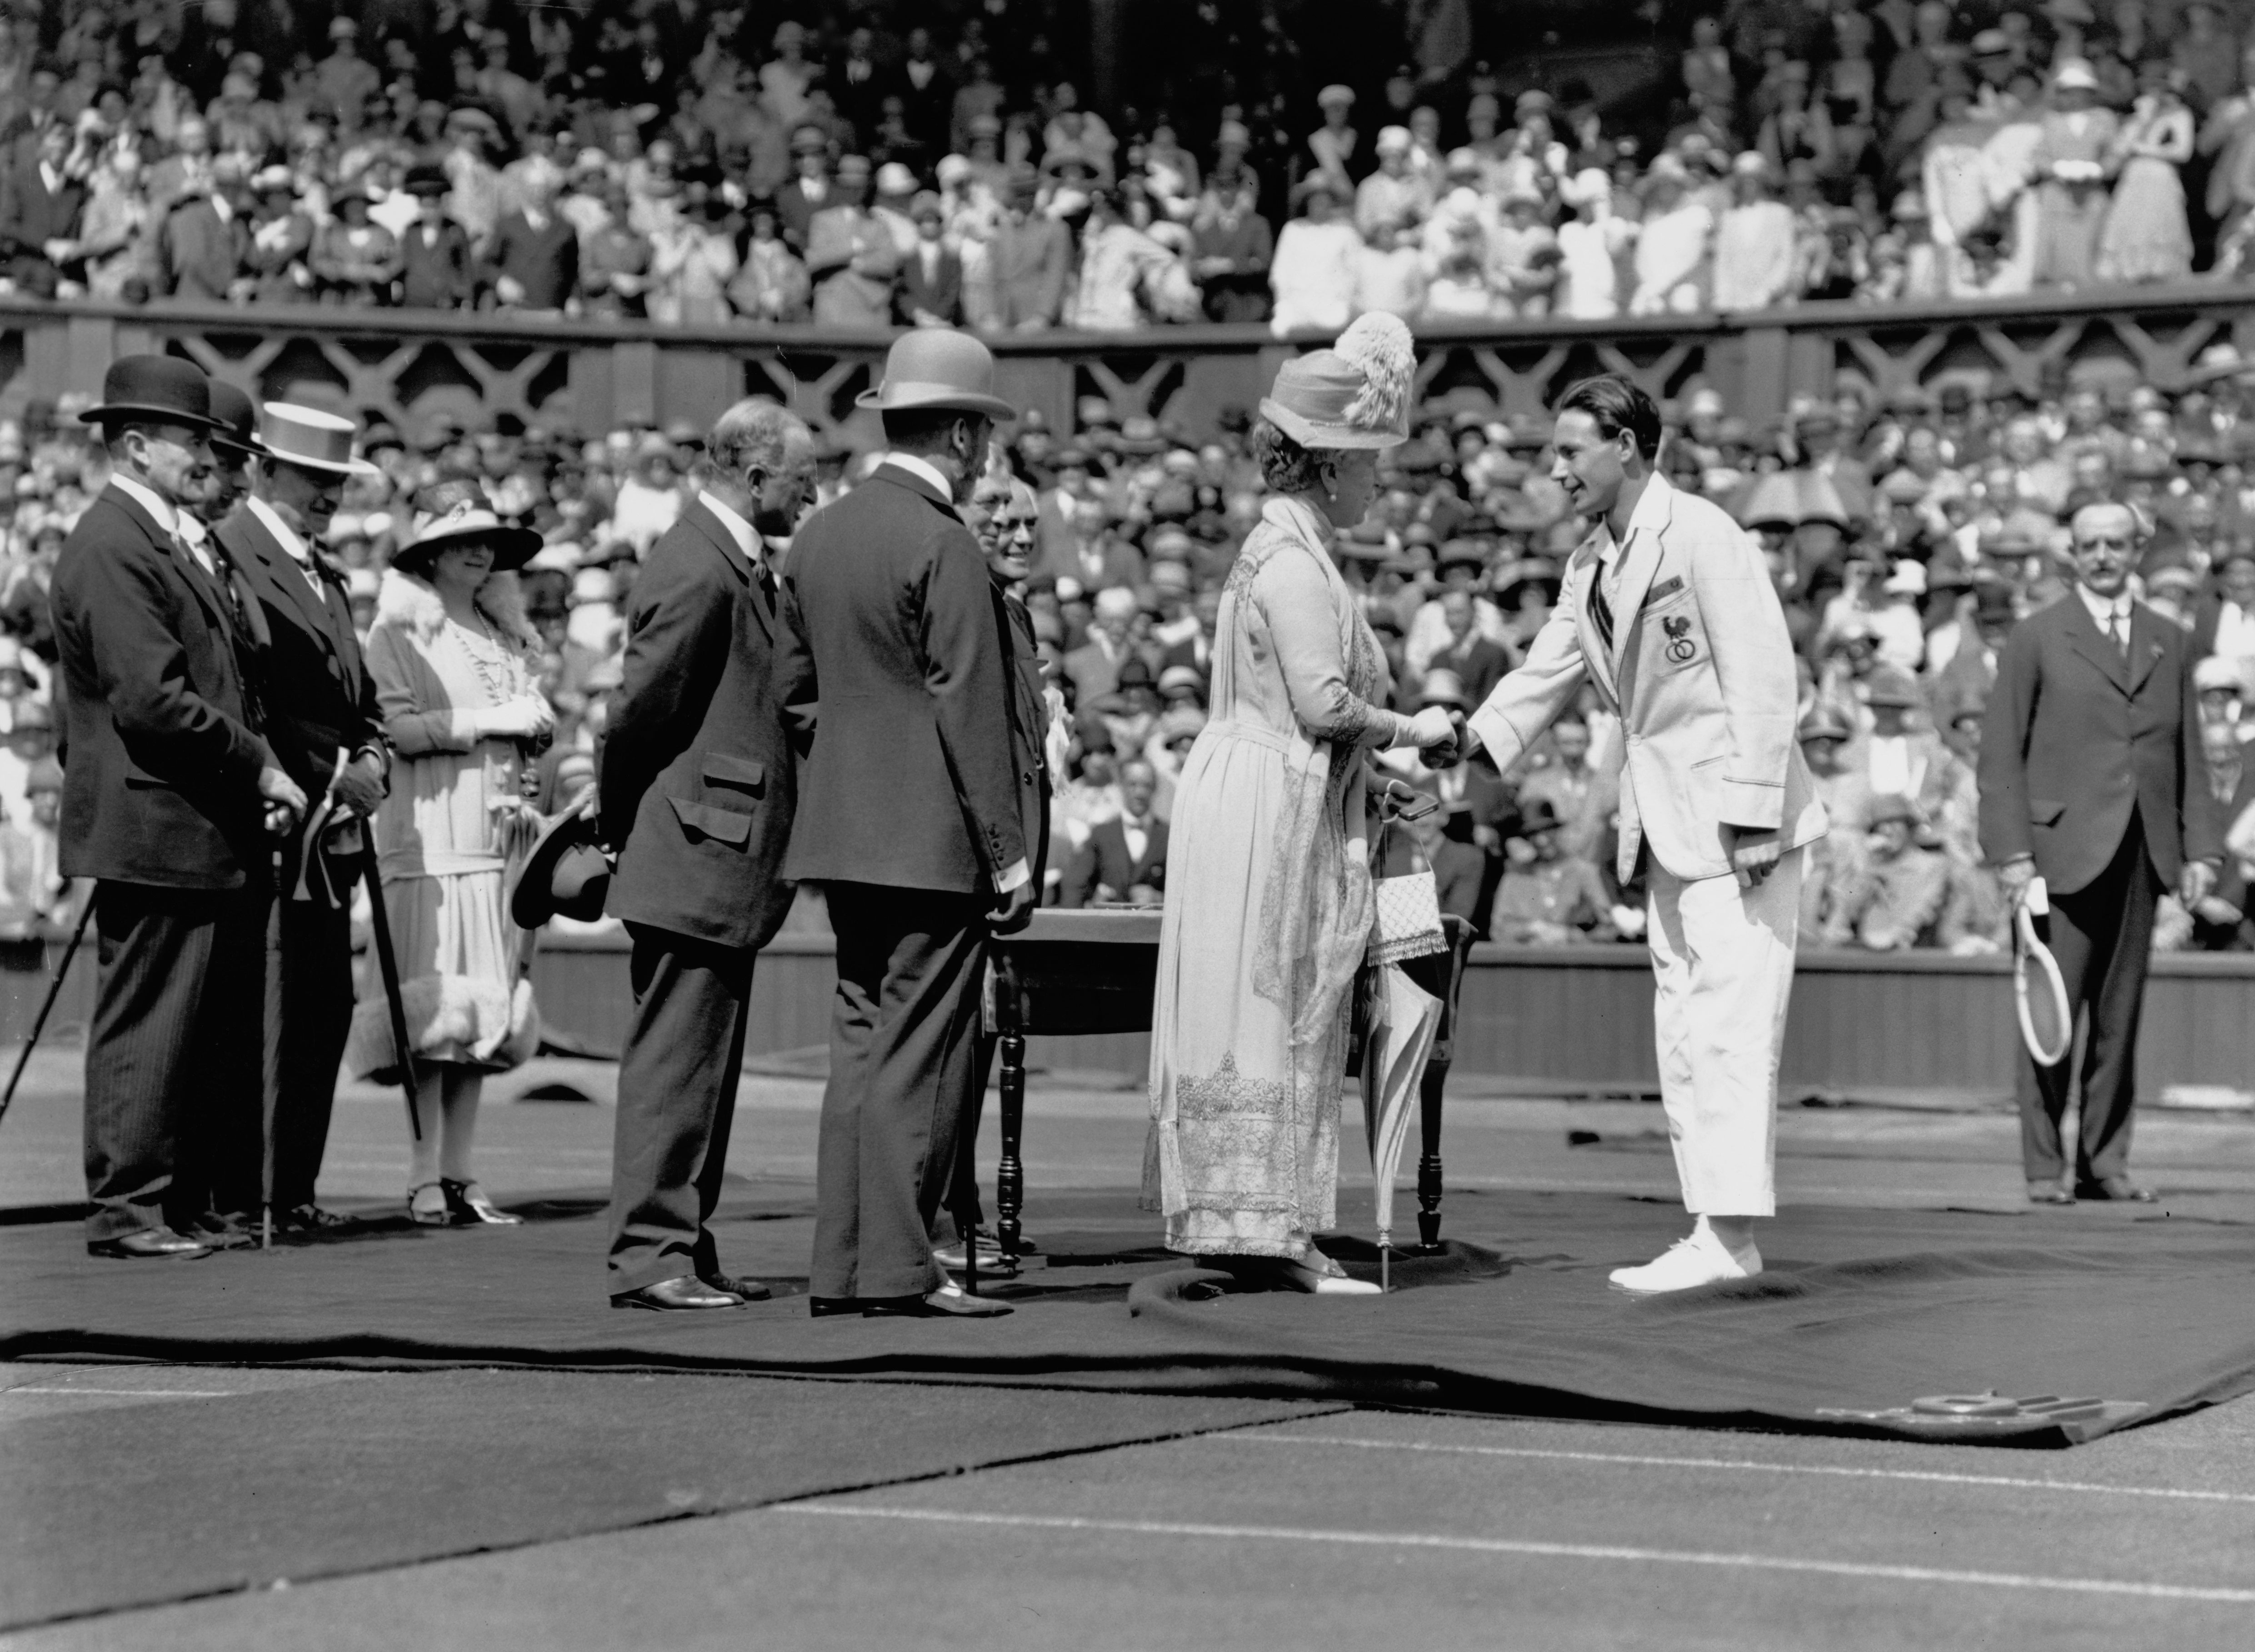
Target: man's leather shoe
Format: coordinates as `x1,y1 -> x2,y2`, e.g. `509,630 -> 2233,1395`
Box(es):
701,1272 -> 772,1302
275,1204 -> 353,1234
89,1227 -> 213,1260
809,1296 -> 867,1317
2076,1176 -> 2158,1202
183,1211 -> 260,1249
2026,1179 -> 2075,1205
611,1276 -> 744,1311
863,1285 -> 1013,1318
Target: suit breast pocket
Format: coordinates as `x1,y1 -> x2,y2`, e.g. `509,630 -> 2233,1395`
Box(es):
1643,592 -> 1705,673
700,753 -> 765,797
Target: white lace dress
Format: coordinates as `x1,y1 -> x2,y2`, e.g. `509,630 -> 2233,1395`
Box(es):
1142,496 -> 1412,1258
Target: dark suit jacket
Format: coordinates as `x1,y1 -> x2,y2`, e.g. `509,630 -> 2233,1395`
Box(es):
1978,591 -> 2221,895
215,504 -> 381,798
995,582 -> 1052,894
485,210 -> 578,308
775,179 -> 826,252
601,500 -> 800,951
1059,815 -> 1167,907
896,242 -> 963,324
778,466 -> 1026,894
50,486 -> 274,889
400,219 -> 476,309
0,154 -> 84,260
1428,634 -> 1513,706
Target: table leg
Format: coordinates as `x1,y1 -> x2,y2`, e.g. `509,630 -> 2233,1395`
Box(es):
1416,1055 -> 1447,1251
995,1029 -> 1026,1265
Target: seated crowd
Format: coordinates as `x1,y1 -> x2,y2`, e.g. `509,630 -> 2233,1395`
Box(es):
8,342 -> 2255,953
11,1 -> 2255,330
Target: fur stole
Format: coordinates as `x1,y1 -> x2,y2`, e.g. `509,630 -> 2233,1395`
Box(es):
345,973 -> 540,1082
374,566 -> 540,652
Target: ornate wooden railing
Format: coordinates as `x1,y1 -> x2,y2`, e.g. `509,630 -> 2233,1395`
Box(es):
7,284 -> 2255,445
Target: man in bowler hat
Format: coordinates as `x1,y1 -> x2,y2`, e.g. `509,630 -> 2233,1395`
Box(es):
780,329 -> 1036,1317
213,400 -> 389,1231
50,356 -> 308,1257
600,398 -> 819,1310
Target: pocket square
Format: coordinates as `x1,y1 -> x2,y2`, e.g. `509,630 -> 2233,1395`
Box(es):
1643,576 -> 1684,605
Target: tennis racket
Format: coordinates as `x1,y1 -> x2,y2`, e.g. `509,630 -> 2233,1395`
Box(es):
2013,903 -> 2071,1067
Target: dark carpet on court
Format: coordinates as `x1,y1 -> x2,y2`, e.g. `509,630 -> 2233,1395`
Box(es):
6,1183 -> 2253,1448
0,1371 -> 1331,1631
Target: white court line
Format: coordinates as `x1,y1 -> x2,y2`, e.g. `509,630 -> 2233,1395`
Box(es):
1,1387 -> 231,1398
1221,1434 -> 2255,1506
782,1505 -> 2255,1604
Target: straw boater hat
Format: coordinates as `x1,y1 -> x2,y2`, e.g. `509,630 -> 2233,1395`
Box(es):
1258,312 -> 1416,451
394,478 -> 542,574
257,402 -> 380,476
855,328 -> 1018,421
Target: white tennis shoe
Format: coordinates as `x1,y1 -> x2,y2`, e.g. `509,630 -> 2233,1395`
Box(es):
1608,1219 -> 1761,1295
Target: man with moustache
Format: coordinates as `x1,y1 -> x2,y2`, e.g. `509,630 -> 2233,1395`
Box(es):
1979,501 -> 2221,1204
600,398 -> 818,1311
213,401 -> 388,1233
50,357 -> 307,1258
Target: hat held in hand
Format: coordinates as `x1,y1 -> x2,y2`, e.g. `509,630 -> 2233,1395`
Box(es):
510,803 -> 612,928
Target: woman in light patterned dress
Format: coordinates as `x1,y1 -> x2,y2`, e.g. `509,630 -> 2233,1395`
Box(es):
1143,314 -> 1460,1293
353,481 -> 551,1227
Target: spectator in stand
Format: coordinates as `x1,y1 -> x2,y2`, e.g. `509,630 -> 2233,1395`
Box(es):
897,191 -> 962,326
486,168 -> 576,313
1711,152 -> 1796,313
1059,754 -> 1166,907
728,200 -> 810,323
1822,793 -> 1955,950
0,120 -> 82,297
1488,796 -> 1612,944
399,164 -> 475,311
970,164 -> 1070,333
312,184 -> 400,305
1190,167 -> 1271,323
154,173 -> 244,302
1270,175 -> 1360,336
805,154 -> 897,325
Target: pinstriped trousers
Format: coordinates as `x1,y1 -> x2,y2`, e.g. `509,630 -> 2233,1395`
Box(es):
82,881 -> 264,1243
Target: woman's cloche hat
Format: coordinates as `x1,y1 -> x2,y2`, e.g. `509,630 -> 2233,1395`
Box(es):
395,478 -> 542,573
1258,312 -> 1416,451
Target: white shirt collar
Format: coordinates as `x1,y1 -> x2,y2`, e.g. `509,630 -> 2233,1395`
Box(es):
246,494 -> 312,565
2077,581 -> 2133,630
696,489 -> 760,566
110,474 -> 180,538
881,452 -> 956,501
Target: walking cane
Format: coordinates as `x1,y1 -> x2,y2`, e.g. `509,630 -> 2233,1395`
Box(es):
360,837 -> 422,1143
0,895 -> 97,1128
262,846 -> 284,1249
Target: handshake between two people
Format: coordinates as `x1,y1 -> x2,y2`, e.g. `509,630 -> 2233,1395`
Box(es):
1407,706 -> 1470,771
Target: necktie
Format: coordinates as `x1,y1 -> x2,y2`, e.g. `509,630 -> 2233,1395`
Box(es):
1590,551 -> 1618,652
752,560 -> 776,606
2107,607 -> 2127,656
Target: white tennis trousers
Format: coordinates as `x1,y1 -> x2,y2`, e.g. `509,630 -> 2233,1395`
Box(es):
1644,848 -> 1804,1218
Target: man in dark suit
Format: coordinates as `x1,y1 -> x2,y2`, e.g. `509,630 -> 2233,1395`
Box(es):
1060,757 -> 1167,906
775,126 -> 834,253
0,122 -> 85,297
484,172 -> 577,310
1426,587 -> 1514,706
779,329 -> 1034,1318
896,192 -> 963,325
599,400 -> 817,1312
49,357 -> 307,1258
1979,501 -> 2223,1205
398,164 -> 475,310
212,401 -> 388,1233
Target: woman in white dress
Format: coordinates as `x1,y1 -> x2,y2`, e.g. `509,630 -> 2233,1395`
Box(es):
353,481 -> 551,1226
2097,70 -> 2196,284
1143,313 -> 1460,1293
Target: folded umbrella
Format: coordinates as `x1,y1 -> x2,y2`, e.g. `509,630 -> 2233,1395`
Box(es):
1360,963 -> 1441,1292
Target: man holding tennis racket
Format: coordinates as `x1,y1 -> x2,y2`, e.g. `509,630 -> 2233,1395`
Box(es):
1978,502 -> 2224,1206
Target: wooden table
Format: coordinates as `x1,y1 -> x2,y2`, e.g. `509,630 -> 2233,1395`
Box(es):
979,909 -> 1477,1273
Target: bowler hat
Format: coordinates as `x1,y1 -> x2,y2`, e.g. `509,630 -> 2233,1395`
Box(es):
509,803 -> 612,928
1517,796 -> 1563,834
80,354 -> 226,432
207,380 -> 264,459
259,402 -> 380,476
1862,664 -> 1921,709
403,162 -> 450,197
855,328 -> 1018,421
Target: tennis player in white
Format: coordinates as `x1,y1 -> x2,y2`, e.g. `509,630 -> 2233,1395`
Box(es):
1461,375 -> 1827,1292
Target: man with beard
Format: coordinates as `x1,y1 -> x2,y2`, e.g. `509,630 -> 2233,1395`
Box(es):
599,398 -> 818,1310
213,401 -> 388,1233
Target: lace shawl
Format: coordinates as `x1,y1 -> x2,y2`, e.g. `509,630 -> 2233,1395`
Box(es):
1242,495 -> 1384,1048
